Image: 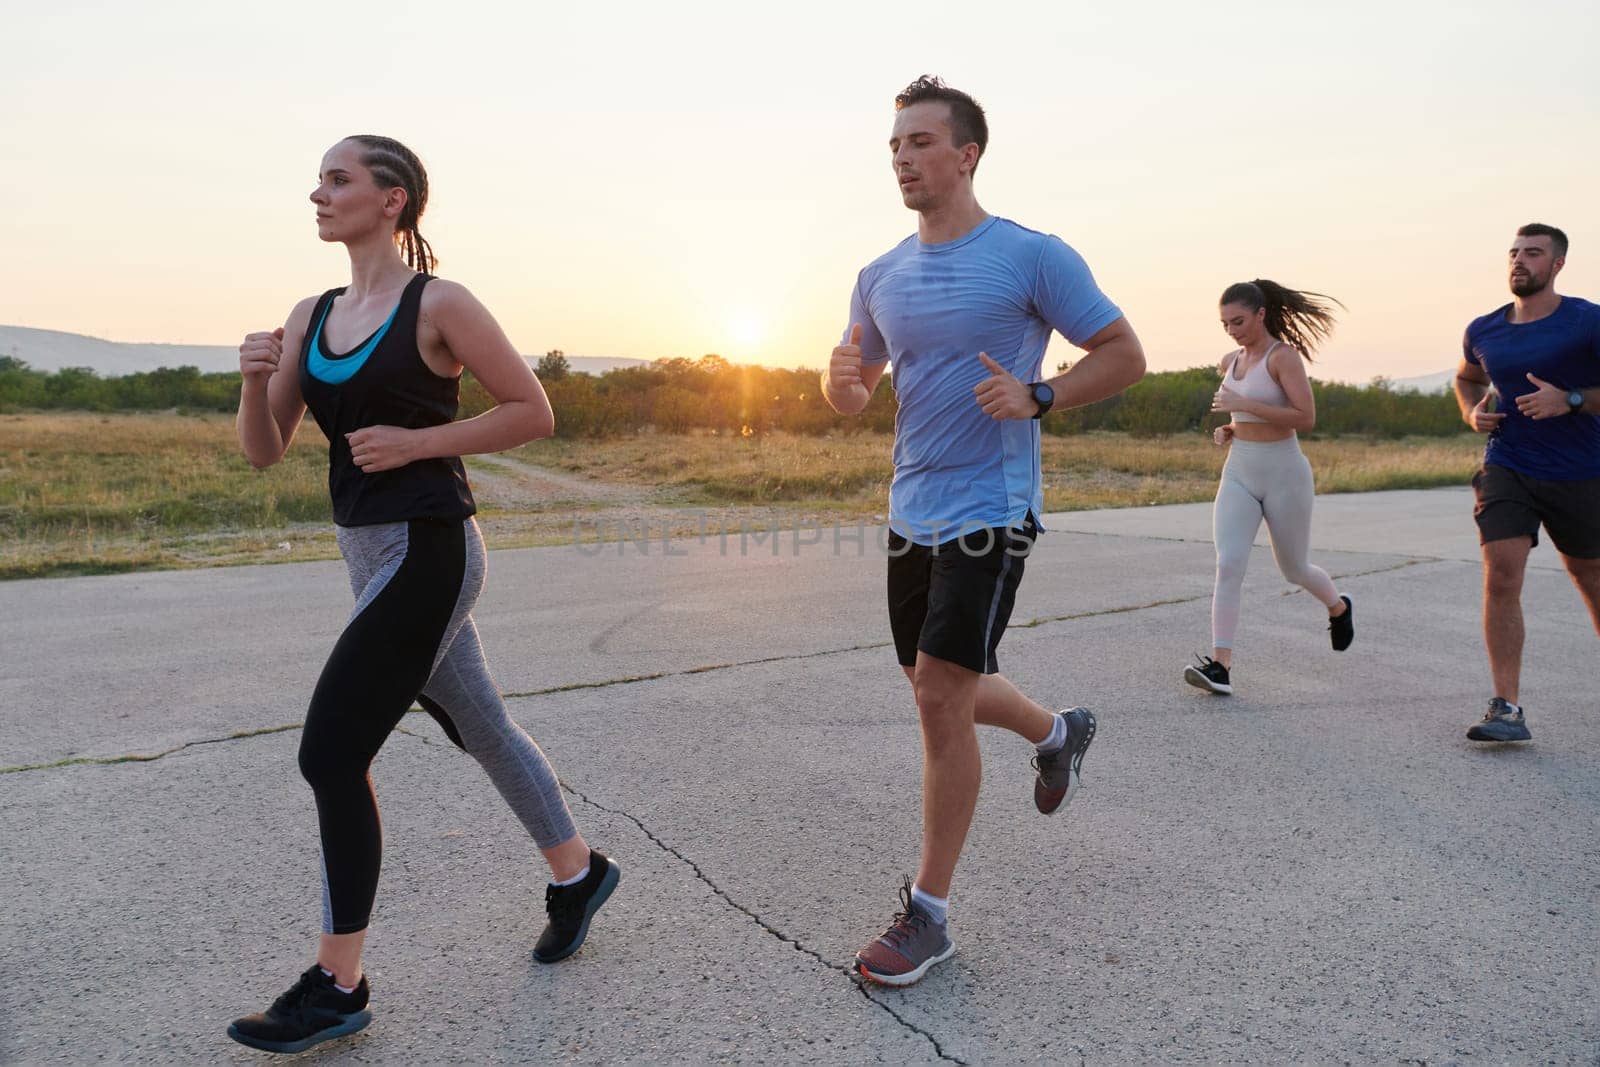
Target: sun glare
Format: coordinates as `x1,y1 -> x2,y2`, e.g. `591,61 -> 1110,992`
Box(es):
728,310 -> 765,349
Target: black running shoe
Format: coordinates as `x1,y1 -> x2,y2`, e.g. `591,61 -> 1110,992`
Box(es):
1033,707 -> 1096,815
1466,697 -> 1531,742
533,849 -> 621,963
227,965 -> 371,1054
1329,595 -> 1354,652
1183,654 -> 1232,695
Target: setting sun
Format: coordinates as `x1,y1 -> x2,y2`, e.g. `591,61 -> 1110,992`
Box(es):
728,310 -> 766,349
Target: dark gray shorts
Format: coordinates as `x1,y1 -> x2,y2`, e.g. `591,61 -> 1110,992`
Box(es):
1472,464 -> 1600,559
886,514 -> 1037,675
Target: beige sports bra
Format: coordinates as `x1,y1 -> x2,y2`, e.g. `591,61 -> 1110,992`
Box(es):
1223,341 -> 1286,424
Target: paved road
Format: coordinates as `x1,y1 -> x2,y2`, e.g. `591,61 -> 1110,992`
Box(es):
2,488 -> 1596,1062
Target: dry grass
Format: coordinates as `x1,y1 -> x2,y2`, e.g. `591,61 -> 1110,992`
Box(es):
1041,433 -> 1483,510
523,433 -> 893,504
0,413 -> 1485,579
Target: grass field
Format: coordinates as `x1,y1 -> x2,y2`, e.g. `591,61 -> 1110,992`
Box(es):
0,412 -> 1486,579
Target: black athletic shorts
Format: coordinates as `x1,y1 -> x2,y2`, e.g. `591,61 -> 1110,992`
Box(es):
1472,463 -> 1600,559
887,514 -> 1037,675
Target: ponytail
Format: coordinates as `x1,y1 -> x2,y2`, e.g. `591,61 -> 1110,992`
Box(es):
1219,279 -> 1343,360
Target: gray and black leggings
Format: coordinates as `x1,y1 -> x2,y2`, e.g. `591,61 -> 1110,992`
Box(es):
299,517 -> 576,935
1211,437 -> 1342,650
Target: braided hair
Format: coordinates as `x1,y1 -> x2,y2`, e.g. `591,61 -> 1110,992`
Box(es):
345,134 -> 436,274
1218,279 -> 1343,360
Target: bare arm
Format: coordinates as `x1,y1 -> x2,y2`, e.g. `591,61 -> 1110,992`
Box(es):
1043,316 -> 1146,409
345,280 -> 553,472
1213,347 -> 1316,431
1454,358 -> 1504,433
1515,374 -> 1600,419
821,323 -> 890,415
972,316 -> 1146,420
236,297 -> 314,469
1212,352 -> 1238,445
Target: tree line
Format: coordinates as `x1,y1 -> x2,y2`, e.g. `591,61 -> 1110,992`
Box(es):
0,354 -> 1465,438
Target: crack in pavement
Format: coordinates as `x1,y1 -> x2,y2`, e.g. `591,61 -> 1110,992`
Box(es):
0,723 -> 301,775
556,780 -> 966,1064
2,558 -> 1440,777
386,728 -> 969,1061
1047,526 -> 1452,558
507,556 -> 1439,688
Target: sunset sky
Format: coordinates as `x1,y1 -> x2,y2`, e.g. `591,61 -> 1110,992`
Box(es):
5,0 -> 1596,383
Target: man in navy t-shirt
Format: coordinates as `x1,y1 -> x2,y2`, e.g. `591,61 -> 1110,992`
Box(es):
1454,222 -> 1600,742
821,76 -> 1146,987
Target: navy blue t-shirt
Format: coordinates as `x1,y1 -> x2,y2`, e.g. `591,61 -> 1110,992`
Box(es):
1463,296 -> 1600,480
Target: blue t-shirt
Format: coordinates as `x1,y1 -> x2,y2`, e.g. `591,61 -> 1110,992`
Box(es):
1463,296 -> 1600,480
848,216 -> 1122,545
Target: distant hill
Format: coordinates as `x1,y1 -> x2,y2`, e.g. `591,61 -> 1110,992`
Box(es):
0,325 -> 649,377
1387,369 -> 1455,395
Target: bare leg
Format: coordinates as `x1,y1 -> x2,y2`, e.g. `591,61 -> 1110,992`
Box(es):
1561,553 -> 1600,635
906,655 -> 982,899
1483,537 -> 1533,703
903,666 -> 1053,744
974,674 -> 1055,742
543,837 -> 592,882
315,931 -> 367,988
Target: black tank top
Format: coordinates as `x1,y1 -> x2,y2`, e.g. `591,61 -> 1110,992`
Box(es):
298,273 -> 477,526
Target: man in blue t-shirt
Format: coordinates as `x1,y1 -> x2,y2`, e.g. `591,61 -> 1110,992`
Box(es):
1454,222 -> 1600,743
822,76 -> 1146,987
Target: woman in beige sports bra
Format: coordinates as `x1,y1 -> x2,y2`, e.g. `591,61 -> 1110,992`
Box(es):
1183,279 -> 1354,695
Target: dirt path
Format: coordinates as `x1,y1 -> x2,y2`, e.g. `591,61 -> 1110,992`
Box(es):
468,453 -> 642,504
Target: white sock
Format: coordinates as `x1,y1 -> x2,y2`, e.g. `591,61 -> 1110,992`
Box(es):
319,966 -> 357,995
552,864 -> 590,888
1036,712 -> 1066,754
910,885 -> 948,926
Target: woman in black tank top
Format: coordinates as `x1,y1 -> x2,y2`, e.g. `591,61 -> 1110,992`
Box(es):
229,136 -> 618,1054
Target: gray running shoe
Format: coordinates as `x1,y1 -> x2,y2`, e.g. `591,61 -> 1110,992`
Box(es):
1033,707 -> 1096,815
854,878 -> 955,987
1466,697 -> 1531,742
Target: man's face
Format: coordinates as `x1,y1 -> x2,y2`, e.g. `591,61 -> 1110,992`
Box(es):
1508,235 -> 1564,297
889,101 -> 976,212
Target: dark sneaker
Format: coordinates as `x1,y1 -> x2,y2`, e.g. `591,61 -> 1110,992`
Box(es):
1032,707 -> 1096,815
533,849 -> 620,963
227,965 -> 372,1054
1466,697 -> 1531,742
854,878 -> 956,987
1329,595 -> 1355,652
1183,654 -> 1232,695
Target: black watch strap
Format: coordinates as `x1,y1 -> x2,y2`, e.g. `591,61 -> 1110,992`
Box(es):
1028,382 -> 1054,418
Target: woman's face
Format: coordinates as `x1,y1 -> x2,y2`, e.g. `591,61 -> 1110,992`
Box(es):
1219,302 -> 1266,347
308,140 -> 401,244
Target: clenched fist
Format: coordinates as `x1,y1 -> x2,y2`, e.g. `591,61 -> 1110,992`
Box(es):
828,323 -> 865,392
239,327 -> 285,388
1466,392 -> 1504,433
345,425 -> 422,473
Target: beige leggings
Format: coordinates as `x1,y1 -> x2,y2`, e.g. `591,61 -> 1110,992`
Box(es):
1211,437 -> 1340,649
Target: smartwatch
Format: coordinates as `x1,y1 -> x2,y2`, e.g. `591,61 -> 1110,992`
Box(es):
1028,382 -> 1055,418
1567,388 -> 1585,415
